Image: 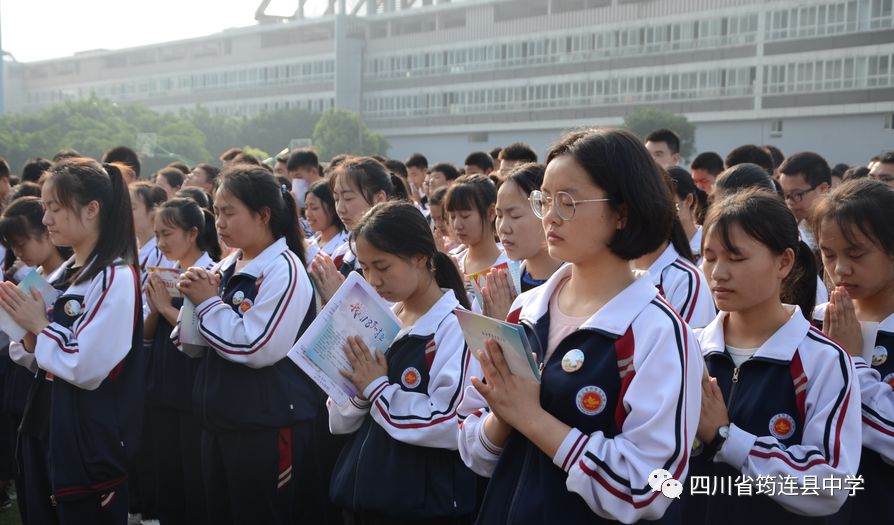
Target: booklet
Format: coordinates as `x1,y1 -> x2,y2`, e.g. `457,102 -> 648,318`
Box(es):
0,269 -> 62,342
467,260 -> 522,310
454,307 -> 541,383
178,298 -> 207,358
147,266 -> 182,298
289,272 -> 401,405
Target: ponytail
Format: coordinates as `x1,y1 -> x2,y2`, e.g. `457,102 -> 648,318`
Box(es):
200,208 -> 223,261
158,198 -> 222,263
275,185 -> 307,265
781,240 -> 817,320
432,251 -> 471,310
669,218 -> 695,263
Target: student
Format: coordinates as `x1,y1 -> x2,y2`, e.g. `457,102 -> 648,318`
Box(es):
444,174 -> 507,277
692,188 -> 860,523
812,179 -> 894,522
143,198 -> 219,525
690,152 -> 724,194
155,167 -> 185,199
498,143 -> 538,173
667,167 -> 708,261
0,158 -> 144,524
487,163 -> 562,320
428,187 -> 461,255
777,152 -> 832,253
0,196 -> 72,522
304,179 -> 348,263
175,165 -> 325,525
185,163 -> 219,195
309,157 -> 392,303
328,201 -> 479,524
130,181 -> 175,294
458,128 -> 702,524
644,128 -> 681,169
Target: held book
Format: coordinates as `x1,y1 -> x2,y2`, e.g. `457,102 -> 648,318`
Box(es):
0,269 -> 62,342
454,307 -> 540,383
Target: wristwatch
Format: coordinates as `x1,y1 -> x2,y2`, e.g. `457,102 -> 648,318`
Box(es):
710,425 -> 730,452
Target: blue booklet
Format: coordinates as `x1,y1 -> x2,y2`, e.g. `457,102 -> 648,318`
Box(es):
454,308 -> 541,383
289,272 -> 401,405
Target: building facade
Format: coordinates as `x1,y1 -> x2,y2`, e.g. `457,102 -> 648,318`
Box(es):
4,0 -> 894,165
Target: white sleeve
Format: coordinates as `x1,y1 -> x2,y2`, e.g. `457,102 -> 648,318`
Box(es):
557,306 -> 703,523
714,346 -> 861,516
34,266 -> 138,391
853,357 -> 894,464
9,341 -> 37,373
665,265 -> 715,329
195,253 -> 313,368
457,385 -> 503,477
364,317 -> 479,449
327,396 -> 371,435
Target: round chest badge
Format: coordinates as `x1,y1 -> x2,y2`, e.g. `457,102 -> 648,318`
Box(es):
238,298 -> 253,314
232,291 -> 245,306
883,372 -> 894,390
872,346 -> 888,367
561,349 -> 585,373
769,413 -> 796,440
63,300 -> 81,317
401,367 -> 421,389
575,386 -> 607,416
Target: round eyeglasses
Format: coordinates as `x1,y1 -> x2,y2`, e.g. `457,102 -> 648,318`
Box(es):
529,190 -> 611,221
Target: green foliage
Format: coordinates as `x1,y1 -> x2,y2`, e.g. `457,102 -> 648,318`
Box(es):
312,109 -> 389,161
622,108 -> 696,159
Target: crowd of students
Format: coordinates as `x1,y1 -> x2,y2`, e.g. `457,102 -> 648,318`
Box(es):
0,129 -> 888,525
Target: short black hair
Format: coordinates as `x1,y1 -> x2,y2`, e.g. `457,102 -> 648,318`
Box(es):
547,128 -> 675,260
464,151 -> 495,173
779,152 -> 831,188
489,147 -> 502,161
764,145 -> 785,170
725,145 -> 774,174
0,157 -> 11,180
22,158 -> 52,183
644,128 -> 681,155
843,166 -> 870,182
383,159 -> 408,180
690,152 -> 724,175
879,151 -> 894,166
102,146 -> 142,178
713,163 -> 777,199
52,149 -> 82,162
156,166 -> 185,189
501,143 -> 537,164
166,161 -> 190,175
405,153 -> 428,170
219,147 -> 244,162
831,163 -> 850,180
287,149 -> 319,172
430,162 -> 460,181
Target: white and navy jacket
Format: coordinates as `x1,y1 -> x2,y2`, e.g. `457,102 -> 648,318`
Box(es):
305,229 -> 348,266
178,237 -> 318,431
646,243 -> 715,329
693,308 -> 861,522
458,265 -> 703,524
11,258 -> 144,502
814,303 -> 894,522
332,238 -> 361,277
139,236 -> 175,321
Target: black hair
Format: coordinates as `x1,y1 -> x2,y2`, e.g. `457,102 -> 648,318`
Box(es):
667,166 -> 708,225
405,153 -> 428,170
52,149 -> 82,162
8,182 -> 41,201
645,128 -> 681,155
725,145 -> 774,174
713,163 -> 777,200
501,143 -> 538,164
489,147 -> 503,162
389,173 -> 411,201
219,147 -> 244,163
443,174 -> 498,234
167,161 -> 190,175
843,166 -> 870,182
704,188 -> 816,318
329,154 -> 350,170
690,152 -> 724,175
547,128 -> 675,260
287,149 -> 320,172
157,198 -> 222,261
22,158 -> 52,183
0,196 -> 73,261
464,151 -> 495,173
45,159 -> 138,284
670,219 -> 696,263
879,151 -> 894,166
0,158 -> 9,180
130,181 -> 168,211
101,146 -> 141,178
779,152 -> 831,189
764,145 -> 785,171
193,163 -> 220,184
504,163 -> 545,196
306,178 -> 345,233
217,164 -> 306,264
428,186 -> 448,207
353,201 -> 470,309
811,179 -> 894,259
232,153 -> 261,167
175,187 -> 212,210
831,163 -> 850,180
430,162 -> 460,182
331,157 -> 394,205
156,167 -> 185,189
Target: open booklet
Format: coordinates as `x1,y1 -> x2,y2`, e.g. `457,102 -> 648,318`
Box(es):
466,259 -> 522,311
288,272 -> 401,405
0,269 -> 62,342
454,308 -> 541,383
147,266 -> 182,298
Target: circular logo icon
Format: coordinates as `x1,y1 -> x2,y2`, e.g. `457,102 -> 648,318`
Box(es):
872,346 -> 888,367
238,298 -> 253,314
883,372 -> 894,390
232,291 -> 245,305
769,413 -> 796,440
561,349 -> 585,373
63,299 -> 81,317
401,367 -> 422,389
576,386 -> 607,416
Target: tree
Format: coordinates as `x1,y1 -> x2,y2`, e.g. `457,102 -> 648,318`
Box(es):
312,109 -> 389,161
623,109 -> 696,159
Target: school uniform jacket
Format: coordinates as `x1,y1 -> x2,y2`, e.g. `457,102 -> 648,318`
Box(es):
696,308 -> 861,520
305,229 -> 348,266
179,237 -> 318,431
327,290 -> 479,518
11,258 -> 145,502
814,303 -> 894,521
332,239 -> 360,277
146,252 -> 214,410
646,243 -> 715,329
458,265 -> 703,524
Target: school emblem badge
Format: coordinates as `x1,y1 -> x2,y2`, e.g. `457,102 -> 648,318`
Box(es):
872,345 -> 888,367
401,367 -> 421,389
561,349 -> 585,373
238,298 -> 253,313
769,413 -> 796,440
576,386 -> 607,416
232,291 -> 245,305
64,299 -> 81,317
883,372 -> 894,389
